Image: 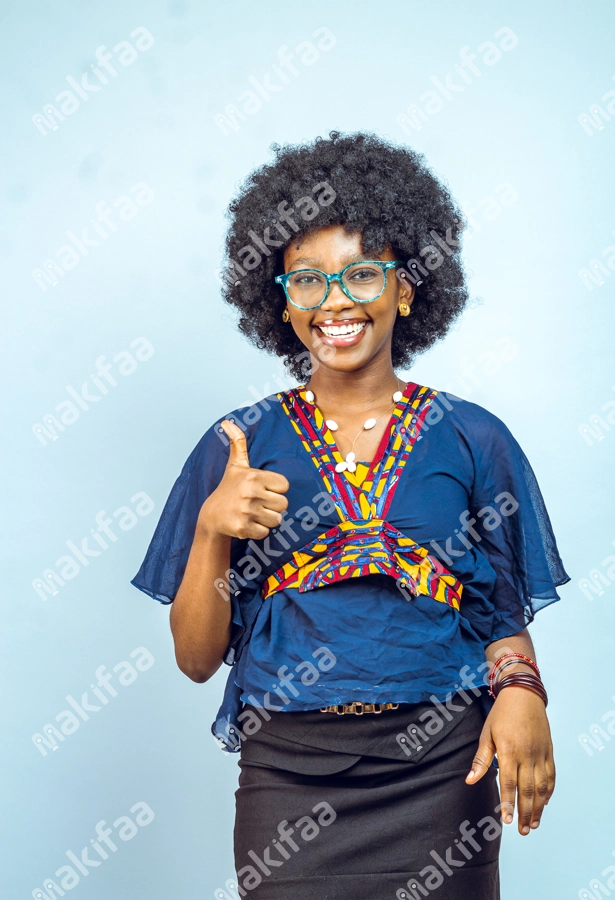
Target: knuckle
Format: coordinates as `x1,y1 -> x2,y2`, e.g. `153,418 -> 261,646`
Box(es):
520,784 -> 535,800
535,781 -> 549,798
502,778 -> 517,793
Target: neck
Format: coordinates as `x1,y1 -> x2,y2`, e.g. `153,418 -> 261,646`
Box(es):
306,352 -> 402,412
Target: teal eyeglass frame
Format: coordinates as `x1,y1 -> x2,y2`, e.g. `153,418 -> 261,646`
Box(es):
275,260 -> 403,310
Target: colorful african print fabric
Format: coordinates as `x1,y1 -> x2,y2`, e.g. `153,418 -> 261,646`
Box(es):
262,383 -> 463,610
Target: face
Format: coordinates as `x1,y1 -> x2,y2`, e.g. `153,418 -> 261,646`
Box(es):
282,225 -> 414,374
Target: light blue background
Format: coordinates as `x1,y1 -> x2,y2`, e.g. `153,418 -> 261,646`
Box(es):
2,1 -> 614,897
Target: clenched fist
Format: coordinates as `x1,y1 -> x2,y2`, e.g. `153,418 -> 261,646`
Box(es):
197,420 -> 290,541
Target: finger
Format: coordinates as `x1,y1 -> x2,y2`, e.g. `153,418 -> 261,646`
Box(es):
497,761 -> 518,826
260,490 -> 289,513
250,506 -> 285,530
529,763 -> 550,830
516,762 -> 535,835
544,755 -> 556,803
238,521 -> 270,541
262,470 -> 290,494
221,420 -> 250,468
244,482 -> 289,513
466,726 -> 496,784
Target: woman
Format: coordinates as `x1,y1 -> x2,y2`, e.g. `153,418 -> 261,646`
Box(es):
132,132 -> 568,899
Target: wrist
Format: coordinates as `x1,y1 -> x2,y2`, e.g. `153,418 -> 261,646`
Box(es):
194,516 -> 232,545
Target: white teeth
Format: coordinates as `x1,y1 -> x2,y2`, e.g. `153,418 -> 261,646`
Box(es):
318,322 -> 366,337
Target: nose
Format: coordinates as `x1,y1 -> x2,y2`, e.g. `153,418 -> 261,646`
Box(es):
320,276 -> 355,312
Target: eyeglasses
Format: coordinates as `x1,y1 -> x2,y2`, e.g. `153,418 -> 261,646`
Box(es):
275,260 -> 403,311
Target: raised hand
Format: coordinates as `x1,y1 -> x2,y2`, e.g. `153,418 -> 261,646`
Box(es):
197,420 -> 290,541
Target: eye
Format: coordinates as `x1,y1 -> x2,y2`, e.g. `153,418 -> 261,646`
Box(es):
347,266 -> 379,282
290,271 -> 324,287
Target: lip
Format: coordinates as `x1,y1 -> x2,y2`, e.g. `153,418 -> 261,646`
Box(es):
312,317 -> 370,348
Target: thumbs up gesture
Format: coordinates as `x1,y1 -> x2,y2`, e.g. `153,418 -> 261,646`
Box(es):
197,420 -> 290,541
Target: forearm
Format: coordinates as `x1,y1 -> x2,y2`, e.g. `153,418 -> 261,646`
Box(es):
170,528 -> 233,683
485,627 -> 537,676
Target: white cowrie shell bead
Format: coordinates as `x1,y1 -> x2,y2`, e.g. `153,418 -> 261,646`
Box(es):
326,419 -> 339,431
363,418 -> 377,430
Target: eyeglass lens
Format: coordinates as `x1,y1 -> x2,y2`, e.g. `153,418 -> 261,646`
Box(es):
286,263 -> 386,308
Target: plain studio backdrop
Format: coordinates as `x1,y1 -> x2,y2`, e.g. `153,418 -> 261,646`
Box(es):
1,0 -> 614,897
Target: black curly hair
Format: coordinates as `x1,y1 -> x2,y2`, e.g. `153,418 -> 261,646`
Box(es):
221,132 -> 468,380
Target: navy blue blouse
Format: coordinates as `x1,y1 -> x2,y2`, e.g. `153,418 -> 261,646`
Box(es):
132,386 -> 568,751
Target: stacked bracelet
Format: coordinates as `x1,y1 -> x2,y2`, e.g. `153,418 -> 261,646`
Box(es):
489,652 -> 548,707
492,672 -> 548,706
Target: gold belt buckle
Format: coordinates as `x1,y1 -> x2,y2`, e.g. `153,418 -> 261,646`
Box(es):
319,702 -> 400,715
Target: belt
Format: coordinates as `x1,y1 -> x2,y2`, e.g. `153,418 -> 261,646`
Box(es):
319,702 -> 400,715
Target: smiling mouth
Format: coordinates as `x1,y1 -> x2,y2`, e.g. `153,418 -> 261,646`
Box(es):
314,320 -> 368,337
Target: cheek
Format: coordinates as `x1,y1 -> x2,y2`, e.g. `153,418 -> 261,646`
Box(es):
290,317 -> 314,345
371,296 -> 399,328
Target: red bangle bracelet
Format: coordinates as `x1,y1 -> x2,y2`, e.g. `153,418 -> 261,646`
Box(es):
489,653 -> 541,691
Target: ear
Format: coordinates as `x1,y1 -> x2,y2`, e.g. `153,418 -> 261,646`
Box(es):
397,270 -> 416,307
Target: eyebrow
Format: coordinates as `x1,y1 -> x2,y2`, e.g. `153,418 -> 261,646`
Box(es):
288,252 -> 384,269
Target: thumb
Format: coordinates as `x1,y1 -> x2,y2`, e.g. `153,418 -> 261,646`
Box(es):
466,727 -> 496,784
220,420 -> 250,468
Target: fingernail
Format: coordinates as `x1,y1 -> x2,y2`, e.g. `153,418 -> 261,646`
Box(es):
467,770 -> 475,780
504,814 -> 513,824
521,826 -> 530,835
531,820 -> 540,828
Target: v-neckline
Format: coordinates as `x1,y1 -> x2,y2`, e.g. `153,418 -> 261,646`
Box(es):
297,382 -> 414,490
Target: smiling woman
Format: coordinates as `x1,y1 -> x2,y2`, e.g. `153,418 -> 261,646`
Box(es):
132,132 -> 569,900
222,132 -> 468,379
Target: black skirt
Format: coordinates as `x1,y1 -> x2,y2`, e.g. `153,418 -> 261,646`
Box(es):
233,694 -> 501,899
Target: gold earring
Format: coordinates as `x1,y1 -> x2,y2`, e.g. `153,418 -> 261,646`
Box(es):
398,302 -> 411,317
282,309 -> 290,322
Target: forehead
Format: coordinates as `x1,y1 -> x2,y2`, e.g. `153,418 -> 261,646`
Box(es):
283,225 -> 393,269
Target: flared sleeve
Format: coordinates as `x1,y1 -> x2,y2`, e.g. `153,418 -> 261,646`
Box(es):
467,413 -> 569,644
131,425 -> 234,604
